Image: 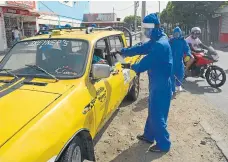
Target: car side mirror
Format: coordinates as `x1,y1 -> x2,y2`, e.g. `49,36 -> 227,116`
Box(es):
92,64 -> 111,79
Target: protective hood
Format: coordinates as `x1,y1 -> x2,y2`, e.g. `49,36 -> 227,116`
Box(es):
142,13 -> 166,41
150,28 -> 166,41
173,27 -> 183,39
143,13 -> 160,25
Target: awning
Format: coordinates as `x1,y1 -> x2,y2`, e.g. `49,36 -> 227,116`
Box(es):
1,6 -> 40,17
37,11 -> 58,16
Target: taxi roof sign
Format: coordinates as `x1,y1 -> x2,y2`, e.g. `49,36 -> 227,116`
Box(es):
51,30 -> 65,36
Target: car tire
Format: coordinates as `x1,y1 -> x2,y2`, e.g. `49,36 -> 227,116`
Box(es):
127,75 -> 140,101
60,136 -> 85,162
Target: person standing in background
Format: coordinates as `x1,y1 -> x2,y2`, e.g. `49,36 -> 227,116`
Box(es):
169,27 -> 194,94
12,27 -> 21,44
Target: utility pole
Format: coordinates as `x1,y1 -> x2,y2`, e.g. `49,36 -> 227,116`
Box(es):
134,1 -> 139,40
158,1 -> 160,13
141,1 -> 146,41
134,1 -> 139,32
113,7 -> 115,21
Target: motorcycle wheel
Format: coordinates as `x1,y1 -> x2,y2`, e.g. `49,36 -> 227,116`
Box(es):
205,65 -> 226,88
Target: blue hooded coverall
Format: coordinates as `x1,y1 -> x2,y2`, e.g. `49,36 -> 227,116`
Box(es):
121,13 -> 173,151
169,27 -> 191,92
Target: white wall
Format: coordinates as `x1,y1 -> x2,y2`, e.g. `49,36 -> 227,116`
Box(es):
37,14 -> 81,27
0,1 -> 6,5
0,7 -> 8,52
221,13 -> 228,33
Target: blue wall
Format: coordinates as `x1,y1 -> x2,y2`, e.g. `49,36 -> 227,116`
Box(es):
38,1 -> 90,20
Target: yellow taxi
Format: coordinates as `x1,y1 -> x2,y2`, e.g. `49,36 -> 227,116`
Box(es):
0,27 -> 141,162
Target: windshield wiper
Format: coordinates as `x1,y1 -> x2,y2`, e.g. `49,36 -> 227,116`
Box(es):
0,69 -> 19,81
25,65 -> 59,82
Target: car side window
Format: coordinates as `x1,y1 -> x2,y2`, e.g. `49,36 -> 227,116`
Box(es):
115,36 -> 124,51
96,39 -> 106,50
94,39 -> 111,65
108,35 -> 125,65
109,35 -> 124,52
109,36 -> 116,52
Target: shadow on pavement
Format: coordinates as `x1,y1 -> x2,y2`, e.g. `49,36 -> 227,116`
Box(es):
110,141 -> 167,162
183,80 -> 222,94
93,109 -> 119,146
119,97 -> 134,108
132,97 -> 148,112
225,69 -> 228,74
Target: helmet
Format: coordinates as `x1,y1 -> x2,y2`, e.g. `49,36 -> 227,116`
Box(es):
191,27 -> 201,34
191,27 -> 201,39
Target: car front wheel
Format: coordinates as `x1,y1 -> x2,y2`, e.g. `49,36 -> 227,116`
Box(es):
60,136 -> 84,162
127,75 -> 140,101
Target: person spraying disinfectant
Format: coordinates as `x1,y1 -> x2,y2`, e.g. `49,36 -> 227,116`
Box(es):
169,27 -> 194,94
121,13 -> 172,152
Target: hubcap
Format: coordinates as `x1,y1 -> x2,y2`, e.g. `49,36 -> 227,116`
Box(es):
209,69 -> 223,85
72,146 -> 81,162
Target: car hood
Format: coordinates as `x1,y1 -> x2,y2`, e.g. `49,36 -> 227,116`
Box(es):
0,77 -> 75,148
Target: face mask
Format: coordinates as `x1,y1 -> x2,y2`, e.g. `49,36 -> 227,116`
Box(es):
173,32 -> 181,38
144,28 -> 152,38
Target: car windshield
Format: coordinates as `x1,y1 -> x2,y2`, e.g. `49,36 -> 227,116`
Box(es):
0,39 -> 89,79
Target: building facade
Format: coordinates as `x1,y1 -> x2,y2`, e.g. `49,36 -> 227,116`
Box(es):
0,1 -> 39,51
82,13 -> 123,27
37,1 -> 89,29
217,6 -> 228,43
0,1 -> 90,52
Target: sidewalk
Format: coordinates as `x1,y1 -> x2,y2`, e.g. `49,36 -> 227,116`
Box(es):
0,51 -> 6,56
94,73 -> 228,162
214,42 -> 228,52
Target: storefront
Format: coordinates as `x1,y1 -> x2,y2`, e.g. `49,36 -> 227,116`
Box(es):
82,13 -> 123,27
0,1 -> 39,51
81,21 -> 124,28
217,6 -> 228,43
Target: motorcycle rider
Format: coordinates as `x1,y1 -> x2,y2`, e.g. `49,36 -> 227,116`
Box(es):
185,27 -> 210,53
121,13 -> 172,152
169,27 -> 194,93
185,27 -> 210,78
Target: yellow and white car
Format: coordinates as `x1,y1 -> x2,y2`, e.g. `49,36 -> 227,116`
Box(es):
0,27 -> 141,162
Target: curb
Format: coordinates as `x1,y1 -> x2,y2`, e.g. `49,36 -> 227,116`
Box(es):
201,121 -> 228,161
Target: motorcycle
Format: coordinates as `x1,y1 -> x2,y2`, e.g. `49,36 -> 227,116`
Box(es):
184,46 -> 226,88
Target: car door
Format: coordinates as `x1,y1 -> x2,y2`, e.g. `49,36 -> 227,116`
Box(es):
106,36 -> 126,111
88,78 -> 109,133
109,35 -> 133,99
88,38 -> 111,132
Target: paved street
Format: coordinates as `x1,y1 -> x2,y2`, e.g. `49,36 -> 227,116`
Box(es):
132,38 -> 228,116
0,55 -> 3,61
184,48 -> 228,115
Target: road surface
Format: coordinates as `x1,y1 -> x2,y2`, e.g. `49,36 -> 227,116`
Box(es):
183,48 -> 228,115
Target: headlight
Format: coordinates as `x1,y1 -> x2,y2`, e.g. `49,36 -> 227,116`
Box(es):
47,155 -> 57,162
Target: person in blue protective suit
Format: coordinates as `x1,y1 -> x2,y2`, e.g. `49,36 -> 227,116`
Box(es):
169,27 -> 194,94
121,13 -> 173,152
